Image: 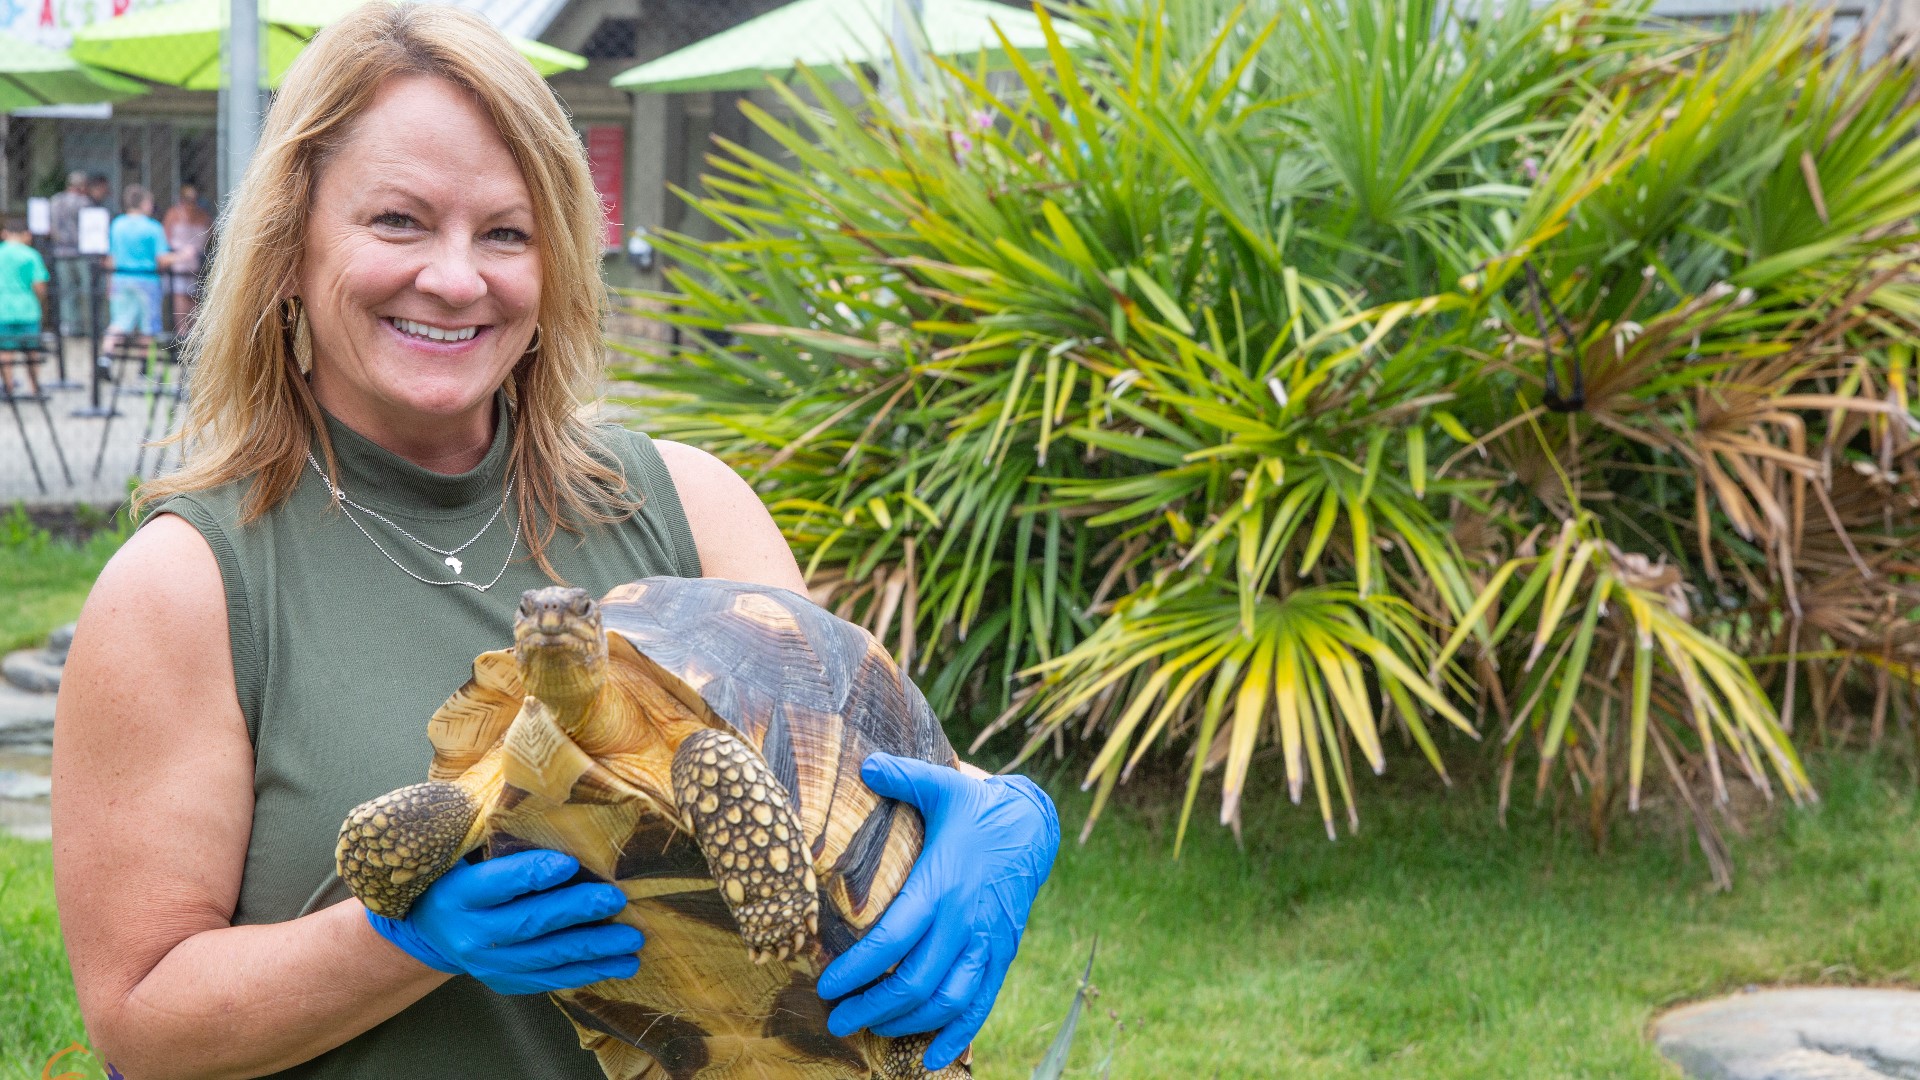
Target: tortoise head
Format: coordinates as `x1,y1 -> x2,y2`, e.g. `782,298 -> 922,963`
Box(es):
514,587 -> 607,722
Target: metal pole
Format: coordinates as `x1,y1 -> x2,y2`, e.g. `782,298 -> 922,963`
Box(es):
883,0 -> 929,108
69,259 -> 115,417
220,0 -> 262,198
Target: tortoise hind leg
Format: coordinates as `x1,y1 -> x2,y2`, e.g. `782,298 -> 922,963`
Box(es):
670,728 -> 819,963
336,781 -> 484,918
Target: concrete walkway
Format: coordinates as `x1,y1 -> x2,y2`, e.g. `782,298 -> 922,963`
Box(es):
2,335 -> 183,508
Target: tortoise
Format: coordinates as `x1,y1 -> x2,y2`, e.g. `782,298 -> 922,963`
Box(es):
335,577 -> 971,1080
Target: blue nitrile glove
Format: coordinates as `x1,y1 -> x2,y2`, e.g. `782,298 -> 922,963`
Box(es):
365,848 -> 644,996
817,754 -> 1060,1069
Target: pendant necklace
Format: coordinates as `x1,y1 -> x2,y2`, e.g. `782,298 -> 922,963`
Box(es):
305,451 -> 520,591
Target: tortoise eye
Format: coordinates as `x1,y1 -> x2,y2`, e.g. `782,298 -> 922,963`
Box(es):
571,594 -> 595,617
517,592 -> 538,616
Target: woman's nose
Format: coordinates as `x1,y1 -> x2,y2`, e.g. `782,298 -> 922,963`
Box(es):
414,238 -> 488,308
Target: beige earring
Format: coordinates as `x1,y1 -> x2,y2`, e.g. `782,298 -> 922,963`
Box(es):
524,325 -> 542,356
287,297 -> 314,374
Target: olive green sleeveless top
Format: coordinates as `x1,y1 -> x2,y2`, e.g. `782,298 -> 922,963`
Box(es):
154,402 -> 701,1079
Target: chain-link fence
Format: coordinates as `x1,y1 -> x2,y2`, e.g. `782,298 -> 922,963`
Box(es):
1,113 -> 216,506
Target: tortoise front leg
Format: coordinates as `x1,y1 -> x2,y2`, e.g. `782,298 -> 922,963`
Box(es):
670,728 -> 819,963
336,780 -> 485,918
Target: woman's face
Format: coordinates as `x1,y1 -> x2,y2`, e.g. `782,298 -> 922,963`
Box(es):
299,74 -> 541,441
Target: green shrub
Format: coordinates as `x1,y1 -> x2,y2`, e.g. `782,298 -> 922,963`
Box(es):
616,0 -> 1920,877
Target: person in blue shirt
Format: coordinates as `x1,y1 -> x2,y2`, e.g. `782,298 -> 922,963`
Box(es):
102,184 -> 174,359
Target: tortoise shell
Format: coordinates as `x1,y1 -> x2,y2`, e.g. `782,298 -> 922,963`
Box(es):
337,577 -> 967,1080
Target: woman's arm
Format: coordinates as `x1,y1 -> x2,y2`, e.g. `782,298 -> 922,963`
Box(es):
54,515 -> 448,1080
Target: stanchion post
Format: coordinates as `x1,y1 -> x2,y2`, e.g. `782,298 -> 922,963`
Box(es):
71,257 -> 116,418
42,255 -> 83,390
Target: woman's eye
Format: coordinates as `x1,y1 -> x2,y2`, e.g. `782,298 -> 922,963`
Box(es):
373,212 -> 416,229
487,227 -> 531,245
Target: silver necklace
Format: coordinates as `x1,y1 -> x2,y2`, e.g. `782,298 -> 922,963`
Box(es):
305,451 -> 521,591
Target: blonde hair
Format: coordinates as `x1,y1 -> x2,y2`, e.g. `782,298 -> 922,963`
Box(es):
138,1 -> 630,578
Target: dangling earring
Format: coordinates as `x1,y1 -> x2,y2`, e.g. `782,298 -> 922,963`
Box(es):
286,297 -> 314,374
524,325 -> 542,356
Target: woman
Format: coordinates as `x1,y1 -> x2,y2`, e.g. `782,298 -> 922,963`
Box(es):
50,6 -> 1057,1078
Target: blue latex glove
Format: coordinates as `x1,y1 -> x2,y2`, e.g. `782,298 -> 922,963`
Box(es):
366,848 -> 644,995
817,754 -> 1059,1069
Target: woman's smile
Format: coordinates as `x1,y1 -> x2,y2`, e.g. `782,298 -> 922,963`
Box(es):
382,316 -> 488,348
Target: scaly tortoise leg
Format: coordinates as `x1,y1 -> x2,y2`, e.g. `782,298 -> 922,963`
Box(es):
871,1033 -> 971,1080
336,781 -> 483,918
670,728 -> 818,963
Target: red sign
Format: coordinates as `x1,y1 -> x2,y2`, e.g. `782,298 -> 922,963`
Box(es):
585,126 -> 625,250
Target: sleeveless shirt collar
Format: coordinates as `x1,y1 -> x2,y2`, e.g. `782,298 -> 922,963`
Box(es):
315,390 -> 513,514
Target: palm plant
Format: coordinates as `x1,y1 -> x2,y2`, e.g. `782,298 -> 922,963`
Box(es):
614,0 -> 1920,881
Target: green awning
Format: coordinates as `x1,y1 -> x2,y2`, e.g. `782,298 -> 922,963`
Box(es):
0,31 -> 146,111
612,0 -> 1090,94
70,0 -> 586,91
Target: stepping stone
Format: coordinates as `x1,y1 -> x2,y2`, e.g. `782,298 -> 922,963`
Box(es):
47,622 -> 75,663
0,683 -> 55,748
3,648 -> 63,694
0,770 -> 51,800
0,799 -> 51,841
1655,988 -> 1920,1079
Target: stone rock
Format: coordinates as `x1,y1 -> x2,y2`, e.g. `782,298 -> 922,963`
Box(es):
0,799 -> 50,841
0,770 -> 51,800
2,648 -> 62,694
0,682 -> 55,749
46,622 -> 75,662
1655,988 -> 1920,1080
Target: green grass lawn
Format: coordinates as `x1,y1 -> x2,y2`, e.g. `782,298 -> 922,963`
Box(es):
5,754 -> 1918,1078
0,514 -> 123,654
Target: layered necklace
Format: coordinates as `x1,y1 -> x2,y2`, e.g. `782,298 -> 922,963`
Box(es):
305,450 -> 521,592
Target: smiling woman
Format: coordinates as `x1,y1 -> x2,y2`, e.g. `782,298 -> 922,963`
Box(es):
48,4 -> 1055,1080
296,75 -> 545,474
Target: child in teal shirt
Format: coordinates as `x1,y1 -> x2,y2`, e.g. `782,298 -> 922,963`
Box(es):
0,215 -> 49,352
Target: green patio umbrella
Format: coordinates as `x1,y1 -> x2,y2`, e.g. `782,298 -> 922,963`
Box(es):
611,0 -> 1089,94
70,0 -> 586,91
0,31 -> 146,111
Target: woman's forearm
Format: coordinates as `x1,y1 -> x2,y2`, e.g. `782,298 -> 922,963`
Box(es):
90,900 -> 447,1080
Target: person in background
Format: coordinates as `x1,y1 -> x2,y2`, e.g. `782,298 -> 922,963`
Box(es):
100,184 -> 173,362
86,173 -> 113,334
48,170 -> 89,337
0,216 -> 48,394
161,182 -> 212,334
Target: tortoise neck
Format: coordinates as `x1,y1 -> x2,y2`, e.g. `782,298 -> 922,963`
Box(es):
519,651 -> 607,732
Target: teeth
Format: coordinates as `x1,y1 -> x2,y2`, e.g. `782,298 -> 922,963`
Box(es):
391,318 -> 478,343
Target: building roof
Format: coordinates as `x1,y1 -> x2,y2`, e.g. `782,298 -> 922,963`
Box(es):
454,0 -> 573,41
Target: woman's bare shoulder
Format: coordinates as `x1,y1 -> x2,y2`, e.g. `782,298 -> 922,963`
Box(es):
652,439 -> 806,592
89,513 -> 228,631
65,507 -> 238,726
